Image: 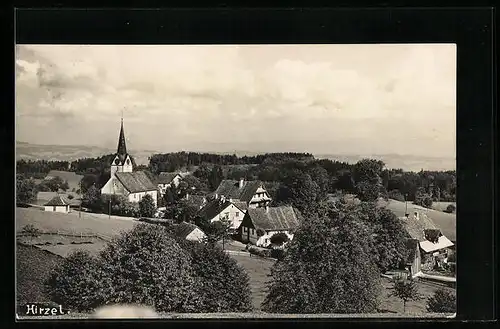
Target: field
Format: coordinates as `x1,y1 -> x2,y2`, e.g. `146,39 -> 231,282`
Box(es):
431,202 -> 456,213
16,207 -> 138,238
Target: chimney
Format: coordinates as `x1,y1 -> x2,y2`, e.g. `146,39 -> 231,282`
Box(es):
239,177 -> 244,189
215,193 -> 218,199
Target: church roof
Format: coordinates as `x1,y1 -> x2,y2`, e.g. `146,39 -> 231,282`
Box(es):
115,171 -> 157,193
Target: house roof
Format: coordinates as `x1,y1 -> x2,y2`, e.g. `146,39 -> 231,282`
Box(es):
420,235 -> 454,253
197,198 -> 232,219
37,191 -> 81,206
115,171 -> 157,193
398,212 -> 439,242
173,222 -> 204,240
156,172 -> 182,184
212,179 -> 265,202
232,201 -> 248,212
380,198 -> 456,242
186,195 -> 206,208
44,195 -> 69,206
246,206 -> 300,231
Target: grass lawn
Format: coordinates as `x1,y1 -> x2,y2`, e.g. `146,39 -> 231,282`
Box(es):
16,207 -> 137,238
228,254 -> 275,311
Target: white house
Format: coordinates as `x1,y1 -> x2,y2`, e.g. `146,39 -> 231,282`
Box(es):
238,205 -> 300,247
211,178 -> 272,209
43,195 -> 71,213
196,196 -> 246,230
156,172 -> 183,196
173,222 -> 207,242
101,118 -> 158,207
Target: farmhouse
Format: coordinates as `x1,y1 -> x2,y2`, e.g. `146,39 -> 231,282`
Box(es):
156,172 -> 183,196
101,118 -> 158,207
196,196 -> 246,230
400,211 -> 454,277
37,191 -> 81,209
239,205 -> 300,248
211,178 -> 272,209
43,195 -> 71,213
172,222 -> 206,242
44,170 -> 84,192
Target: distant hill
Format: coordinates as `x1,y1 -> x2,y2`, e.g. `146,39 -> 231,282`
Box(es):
16,141 -> 455,172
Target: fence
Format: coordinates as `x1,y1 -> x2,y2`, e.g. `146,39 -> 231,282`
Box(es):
16,231 -> 112,243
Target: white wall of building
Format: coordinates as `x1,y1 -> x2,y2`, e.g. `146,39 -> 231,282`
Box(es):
209,203 -> 245,230
110,155 -> 133,177
44,205 -> 70,213
241,226 -> 293,247
128,190 -> 158,207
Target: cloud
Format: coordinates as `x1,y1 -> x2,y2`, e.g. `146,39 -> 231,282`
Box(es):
15,44 -> 456,157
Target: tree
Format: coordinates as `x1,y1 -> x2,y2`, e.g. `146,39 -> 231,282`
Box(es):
208,165 -> 224,191
307,166 -> 330,198
82,185 -> 101,211
276,171 -> 321,215
388,189 -> 405,202
139,194 -> 156,218
203,218 -> 232,247
178,240 -> 253,312
262,202 -> 382,314
426,288 -> 456,313
356,180 -> 384,202
414,187 -> 433,208
46,250 -> 111,312
445,204 -> 456,213
389,277 -> 421,313
269,232 -> 289,246
353,159 -> 387,202
16,176 -> 38,204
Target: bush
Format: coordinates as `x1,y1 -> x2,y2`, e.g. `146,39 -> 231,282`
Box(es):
46,250 -> 110,312
270,248 -> 286,260
178,240 -> 253,312
139,194 -> 156,218
269,232 -> 289,245
388,189 -> 405,202
426,288 -> 456,313
247,245 -> 272,258
445,204 -> 456,213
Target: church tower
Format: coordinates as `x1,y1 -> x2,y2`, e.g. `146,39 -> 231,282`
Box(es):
110,117 -> 133,177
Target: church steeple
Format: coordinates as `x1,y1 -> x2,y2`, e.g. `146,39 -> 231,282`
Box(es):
117,116 -> 127,155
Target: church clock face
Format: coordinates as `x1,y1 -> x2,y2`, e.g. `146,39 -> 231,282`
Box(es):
114,159 -> 120,165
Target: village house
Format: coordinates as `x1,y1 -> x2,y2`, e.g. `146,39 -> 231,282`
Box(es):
211,178 -> 272,209
238,205 -> 300,248
101,118 -> 158,207
156,172 -> 184,196
196,195 -> 247,230
37,191 -> 81,210
43,194 -> 71,213
172,222 -> 207,242
400,211 -> 454,277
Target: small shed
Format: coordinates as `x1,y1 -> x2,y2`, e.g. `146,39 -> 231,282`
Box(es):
43,195 -> 70,213
173,222 -> 206,242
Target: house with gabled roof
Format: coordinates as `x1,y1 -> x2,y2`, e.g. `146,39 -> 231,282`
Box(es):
238,205 -> 300,248
196,196 -> 246,230
211,178 -> 272,209
43,194 -> 71,213
101,118 -> 157,207
156,172 -> 183,196
400,211 -> 454,277
171,222 -> 206,242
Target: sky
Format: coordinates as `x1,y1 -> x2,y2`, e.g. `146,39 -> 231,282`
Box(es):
15,44 -> 456,158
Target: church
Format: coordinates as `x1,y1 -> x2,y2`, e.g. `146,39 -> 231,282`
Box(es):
101,118 -> 158,207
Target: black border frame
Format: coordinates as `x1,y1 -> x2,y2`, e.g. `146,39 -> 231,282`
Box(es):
4,6 -> 497,328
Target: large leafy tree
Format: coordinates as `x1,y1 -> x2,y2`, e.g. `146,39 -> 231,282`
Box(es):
262,202 -> 382,313
353,159 -> 388,202
275,170 -> 321,215
414,187 -> 433,208
139,194 -> 156,218
178,240 -> 253,312
16,175 -> 38,204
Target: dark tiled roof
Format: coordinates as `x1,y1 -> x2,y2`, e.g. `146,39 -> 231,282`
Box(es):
246,206 -> 300,231
197,199 -> 232,220
37,191 -> 81,206
44,195 -> 69,206
156,172 -> 182,184
115,171 -> 157,193
232,201 -> 248,211
212,179 -> 264,202
173,222 -> 203,240
399,212 -> 439,242
186,195 -> 206,208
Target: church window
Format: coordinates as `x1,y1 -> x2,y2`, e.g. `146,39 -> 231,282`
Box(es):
114,159 -> 120,165
126,159 -> 130,165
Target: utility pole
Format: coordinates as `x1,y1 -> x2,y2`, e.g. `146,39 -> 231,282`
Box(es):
79,179 -> 82,218
405,193 -> 408,216
109,199 -> 111,220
